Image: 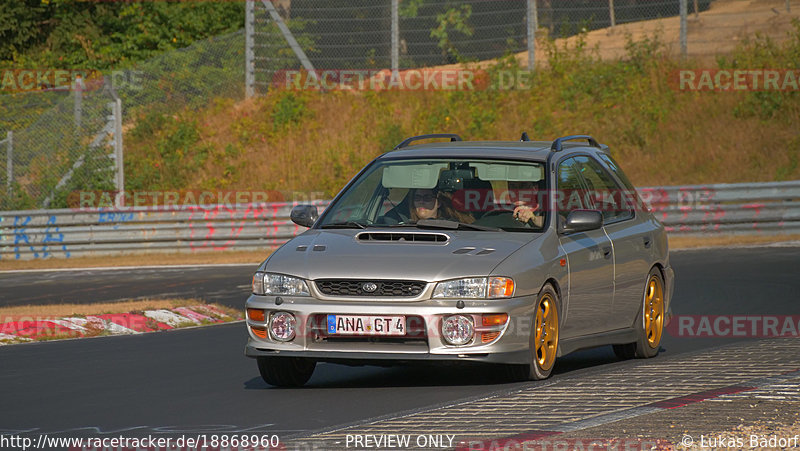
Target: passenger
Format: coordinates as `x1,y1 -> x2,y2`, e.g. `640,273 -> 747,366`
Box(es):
410,188 -> 474,224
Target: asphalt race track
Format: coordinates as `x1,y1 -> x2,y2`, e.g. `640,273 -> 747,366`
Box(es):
0,246 -> 798,441
0,264 -> 256,308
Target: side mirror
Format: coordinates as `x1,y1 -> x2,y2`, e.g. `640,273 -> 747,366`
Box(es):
290,205 -> 319,228
561,210 -> 603,234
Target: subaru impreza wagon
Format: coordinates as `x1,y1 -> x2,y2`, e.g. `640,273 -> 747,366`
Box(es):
245,134 -> 674,387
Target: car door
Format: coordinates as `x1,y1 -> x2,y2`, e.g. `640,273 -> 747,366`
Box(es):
582,154 -> 658,330
556,157 -> 615,338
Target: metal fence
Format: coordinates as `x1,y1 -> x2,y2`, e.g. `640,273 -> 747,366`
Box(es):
245,0 -> 799,95
2,181 -> 798,261
0,81 -> 123,212
0,31 -> 245,212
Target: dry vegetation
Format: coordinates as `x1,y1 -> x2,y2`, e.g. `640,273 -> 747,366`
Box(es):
0,250 -> 268,271
124,18 -> 800,199
669,233 -> 800,249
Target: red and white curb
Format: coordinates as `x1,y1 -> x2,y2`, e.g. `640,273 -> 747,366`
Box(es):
0,304 -> 241,345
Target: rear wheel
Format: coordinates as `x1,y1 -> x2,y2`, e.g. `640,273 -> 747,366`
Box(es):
507,284 -> 560,381
257,357 -> 316,387
613,268 -> 665,359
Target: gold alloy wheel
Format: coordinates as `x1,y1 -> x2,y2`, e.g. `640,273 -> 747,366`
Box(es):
535,293 -> 558,371
644,274 -> 664,348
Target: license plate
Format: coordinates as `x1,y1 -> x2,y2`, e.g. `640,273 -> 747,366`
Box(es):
327,315 -> 406,336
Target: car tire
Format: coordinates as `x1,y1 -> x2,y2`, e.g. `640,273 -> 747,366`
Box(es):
507,284 -> 560,381
613,267 -> 665,360
257,356 -> 316,387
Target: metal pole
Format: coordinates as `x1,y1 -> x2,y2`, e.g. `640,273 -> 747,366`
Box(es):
261,0 -> 315,73
680,0 -> 688,58
73,75 -> 83,135
114,99 -> 125,207
527,0 -> 538,70
391,0 -> 399,73
609,0 -> 616,28
5,131 -> 11,195
245,0 -> 255,98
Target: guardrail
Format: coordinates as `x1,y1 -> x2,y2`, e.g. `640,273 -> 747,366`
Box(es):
1,181 -> 799,261
639,180 -> 800,235
0,201 -> 330,261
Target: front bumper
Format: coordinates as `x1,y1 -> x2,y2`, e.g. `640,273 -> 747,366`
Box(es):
244,294 -> 537,365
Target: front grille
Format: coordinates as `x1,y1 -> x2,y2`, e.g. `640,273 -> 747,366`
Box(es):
315,279 -> 426,297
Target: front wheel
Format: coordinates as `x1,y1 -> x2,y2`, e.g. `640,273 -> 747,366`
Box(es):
507,284 -> 560,381
613,268 -> 665,359
257,357 -> 316,387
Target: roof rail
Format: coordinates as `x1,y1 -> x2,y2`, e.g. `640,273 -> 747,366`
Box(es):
393,133 -> 462,150
550,135 -> 600,152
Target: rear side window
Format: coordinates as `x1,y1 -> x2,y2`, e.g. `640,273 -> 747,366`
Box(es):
597,153 -> 637,192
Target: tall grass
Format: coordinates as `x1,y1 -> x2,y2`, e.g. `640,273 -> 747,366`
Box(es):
125,21 -> 800,198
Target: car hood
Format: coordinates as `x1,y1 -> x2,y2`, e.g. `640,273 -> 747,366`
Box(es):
263,228 -> 539,282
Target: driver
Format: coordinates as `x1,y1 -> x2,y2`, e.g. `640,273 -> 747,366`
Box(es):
410,188 -> 474,224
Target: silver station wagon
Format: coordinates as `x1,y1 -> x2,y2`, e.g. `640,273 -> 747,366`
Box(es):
245,134 -> 674,387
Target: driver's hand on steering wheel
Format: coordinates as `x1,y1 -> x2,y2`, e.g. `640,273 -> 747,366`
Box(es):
513,202 -> 539,224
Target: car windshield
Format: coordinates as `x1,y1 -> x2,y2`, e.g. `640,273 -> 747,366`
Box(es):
318,158 -> 548,232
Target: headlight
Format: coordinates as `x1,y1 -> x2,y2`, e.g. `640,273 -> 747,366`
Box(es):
252,272 -> 310,296
432,277 -> 514,299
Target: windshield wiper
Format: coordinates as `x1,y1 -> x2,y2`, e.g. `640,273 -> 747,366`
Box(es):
415,219 -> 500,232
320,221 -> 368,229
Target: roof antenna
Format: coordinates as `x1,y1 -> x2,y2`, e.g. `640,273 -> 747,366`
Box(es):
520,132 -> 531,142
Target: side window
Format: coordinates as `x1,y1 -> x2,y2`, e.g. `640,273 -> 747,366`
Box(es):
574,156 -> 634,224
556,158 -> 591,217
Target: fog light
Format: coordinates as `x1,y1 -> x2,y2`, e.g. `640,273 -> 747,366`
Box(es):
269,311 -> 297,342
441,315 -> 474,346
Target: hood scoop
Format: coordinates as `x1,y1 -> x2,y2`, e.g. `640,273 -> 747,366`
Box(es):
356,232 -> 449,244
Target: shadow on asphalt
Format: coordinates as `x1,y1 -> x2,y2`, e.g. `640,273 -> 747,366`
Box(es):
243,346 -> 627,390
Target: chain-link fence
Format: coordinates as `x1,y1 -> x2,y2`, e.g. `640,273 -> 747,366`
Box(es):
247,0 -> 798,95
0,81 -> 121,211
0,30 -> 245,211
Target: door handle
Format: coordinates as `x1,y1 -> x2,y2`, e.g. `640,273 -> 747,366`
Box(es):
602,246 -> 612,259
643,236 -> 652,249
